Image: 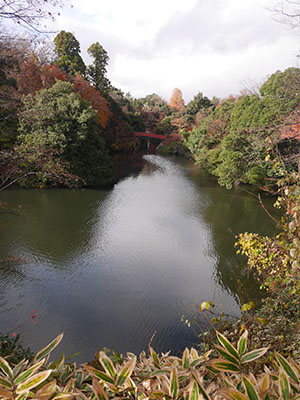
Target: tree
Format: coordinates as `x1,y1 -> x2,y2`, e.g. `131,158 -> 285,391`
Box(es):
73,74 -> 111,128
183,92 -> 213,122
54,31 -> 86,76
168,88 -> 185,112
87,42 -> 111,94
270,0 -> 300,29
18,80 -> 114,185
0,0 -> 64,32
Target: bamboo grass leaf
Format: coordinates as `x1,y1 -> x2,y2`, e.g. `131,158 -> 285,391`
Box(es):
191,371 -> 211,400
14,360 -> 45,386
35,379 -> 57,400
215,331 -> 239,361
215,345 -> 240,366
0,376 -> 12,390
217,389 -> 248,400
92,377 -> 108,400
211,359 -> 240,373
242,377 -> 259,400
116,356 -> 136,387
0,356 -> 13,379
182,348 -> 190,369
241,348 -> 268,364
237,331 -> 248,356
34,334 -> 63,363
98,352 -> 116,379
16,370 -> 52,394
83,365 -> 114,385
276,353 -> 299,383
279,370 -> 290,400
170,367 -> 179,399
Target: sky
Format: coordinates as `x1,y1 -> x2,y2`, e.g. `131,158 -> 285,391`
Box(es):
46,0 -> 299,102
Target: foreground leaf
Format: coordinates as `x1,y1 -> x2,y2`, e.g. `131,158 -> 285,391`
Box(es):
241,348 -> 268,364
16,370 -> 52,394
34,334 -> 64,363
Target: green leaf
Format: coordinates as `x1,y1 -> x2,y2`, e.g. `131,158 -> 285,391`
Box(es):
182,348 -> 190,369
14,360 -> 45,386
149,369 -> 169,378
16,370 -> 52,394
276,353 -> 299,383
0,376 -> 12,390
84,365 -> 114,384
0,356 -> 13,379
191,372 -> 211,400
215,345 -> 240,366
35,379 -> 57,400
217,389 -> 248,400
170,367 -> 179,399
241,348 -> 268,363
237,330 -> 248,356
92,378 -> 108,400
279,371 -> 290,400
188,381 -> 199,400
242,377 -> 259,400
150,347 -> 160,369
34,333 -> 63,363
215,331 -> 239,361
98,352 -> 116,379
116,356 -> 136,387
211,359 -> 240,373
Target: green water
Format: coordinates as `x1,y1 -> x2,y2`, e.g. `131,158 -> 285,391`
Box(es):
0,155 -> 278,362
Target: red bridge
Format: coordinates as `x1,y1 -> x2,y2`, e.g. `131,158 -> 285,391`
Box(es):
135,132 -> 167,140
134,132 -> 167,152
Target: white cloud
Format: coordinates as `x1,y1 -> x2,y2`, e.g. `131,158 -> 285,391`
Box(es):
49,0 -> 299,102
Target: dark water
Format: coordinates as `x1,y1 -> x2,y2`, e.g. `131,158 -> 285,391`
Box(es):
0,155 -> 277,362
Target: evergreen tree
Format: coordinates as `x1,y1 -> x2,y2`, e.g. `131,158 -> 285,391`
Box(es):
87,42 -> 111,94
54,31 -> 86,76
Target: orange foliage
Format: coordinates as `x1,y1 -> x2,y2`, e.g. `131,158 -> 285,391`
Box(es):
280,106 -> 300,141
40,64 -> 67,89
17,55 -> 43,95
73,74 -> 111,128
168,88 -> 185,112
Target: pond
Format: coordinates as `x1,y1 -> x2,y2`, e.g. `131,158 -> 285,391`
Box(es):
0,155 -> 278,362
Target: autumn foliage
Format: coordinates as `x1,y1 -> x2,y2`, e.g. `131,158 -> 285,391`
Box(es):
73,74 -> 111,128
168,88 -> 185,112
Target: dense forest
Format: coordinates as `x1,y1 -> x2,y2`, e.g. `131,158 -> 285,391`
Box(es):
1,26 -> 300,192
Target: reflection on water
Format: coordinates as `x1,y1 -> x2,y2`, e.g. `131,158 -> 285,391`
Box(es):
0,156 -> 277,362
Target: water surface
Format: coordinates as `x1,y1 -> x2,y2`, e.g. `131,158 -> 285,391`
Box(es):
0,155 -> 277,362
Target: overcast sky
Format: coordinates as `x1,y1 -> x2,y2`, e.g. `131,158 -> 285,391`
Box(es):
50,0 -> 299,103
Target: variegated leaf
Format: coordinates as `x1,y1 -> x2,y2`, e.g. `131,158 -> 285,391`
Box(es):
14,360 -> 45,386
0,376 -> 12,390
83,364 -> 114,384
243,377 -> 259,400
211,359 -> 240,373
276,353 -> 299,384
215,331 -> 239,361
241,348 -> 268,364
170,367 -> 178,399
0,356 -> 13,379
279,370 -> 290,400
92,378 -> 108,400
215,345 -> 240,366
34,379 -> 57,400
217,388 -> 248,400
34,334 -> 63,363
16,370 -> 52,394
116,356 -> 136,387
98,352 -> 116,379
237,330 -> 248,356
